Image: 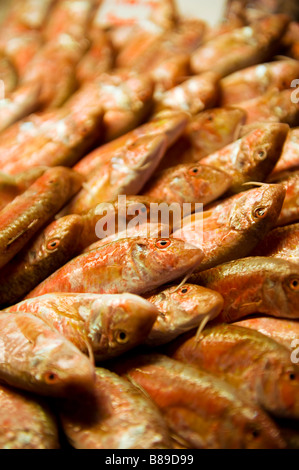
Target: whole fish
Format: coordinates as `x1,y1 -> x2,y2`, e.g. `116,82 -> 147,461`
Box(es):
271,128 -> 299,176
200,124 -> 289,194
115,354 -> 285,449
156,72 -> 220,115
0,167 -> 82,270
173,184 -> 285,272
169,324 -> 299,419
0,82 -> 41,134
0,383 -> 59,449
26,238 -> 204,298
0,215 -> 84,307
0,311 -> 95,397
62,134 -> 168,214
272,171 -> 299,227
60,367 -> 172,449
220,60 -> 299,106
143,163 -> 232,206
6,293 -> 158,362
145,284 -> 224,346
234,317 -> 299,351
189,257 -> 299,321
0,53 -> 17,94
238,89 -> 299,127
252,223 -> 299,263
0,166 -> 47,211
191,15 -> 290,77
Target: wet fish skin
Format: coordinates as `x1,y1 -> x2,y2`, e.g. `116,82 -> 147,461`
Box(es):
60,367 -> 172,449
272,170 -> 299,227
0,383 -> 59,449
0,215 -> 84,308
191,15 -> 290,77
220,60 -> 299,106
6,293 -> 158,362
63,134 -> 168,214
0,167 -> 83,270
234,317 -> 299,351
189,257 -> 299,321
145,284 -> 224,346
173,184 -> 286,272
271,128 -> 299,176
0,53 -> 18,94
0,311 -> 95,397
26,237 -> 204,298
115,354 -> 286,449
252,223 -> 299,263
200,123 -> 289,194
169,324 -> 299,419
143,163 -> 232,205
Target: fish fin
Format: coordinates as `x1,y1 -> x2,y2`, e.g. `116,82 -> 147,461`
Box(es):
126,374 -> 152,401
242,181 -> 267,188
83,337 -> 95,366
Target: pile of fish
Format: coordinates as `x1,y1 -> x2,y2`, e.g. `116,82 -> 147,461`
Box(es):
0,0 -> 299,449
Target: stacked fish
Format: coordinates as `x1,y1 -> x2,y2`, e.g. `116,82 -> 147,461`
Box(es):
0,0 -> 299,449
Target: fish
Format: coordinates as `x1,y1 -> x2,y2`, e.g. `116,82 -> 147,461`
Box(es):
234,317 -> 299,351
155,72 -> 220,115
169,324 -> 299,419
114,354 -> 286,449
0,167 -> 82,270
76,28 -> 113,83
59,367 -> 172,449
220,60 -> 299,106
26,237 -> 204,298
0,166 -> 47,211
143,163 -> 232,205
224,0 -> 299,22
62,134 -> 168,214
172,184 -> 286,272
191,15 -> 290,77
77,195 -> 166,252
271,128 -> 299,176
6,293 -> 158,362
0,383 -> 59,449
12,0 -> 56,30
73,110 -> 188,179
252,223 -> 299,263
0,53 -> 18,94
0,82 -> 41,134
0,310 -> 95,397
144,284 -> 224,346
272,171 -> 299,227
200,123 -> 289,194
0,215 -> 84,307
189,257 -> 299,321
237,88 -> 299,127
283,21 -> 299,60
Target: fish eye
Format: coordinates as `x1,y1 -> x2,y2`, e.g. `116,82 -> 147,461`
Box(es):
251,429 -> 260,439
207,115 -> 213,122
46,238 -> 60,251
156,239 -> 171,249
44,371 -> 59,384
253,206 -> 267,219
289,279 -> 299,291
289,373 -> 296,381
189,168 -> 199,175
255,149 -> 267,160
180,287 -> 190,294
115,330 -> 129,344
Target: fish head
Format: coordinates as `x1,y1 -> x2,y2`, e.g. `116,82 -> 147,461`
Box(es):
31,332 -> 95,396
130,238 -> 204,282
229,183 -> 286,233
34,215 -> 83,261
238,124 -> 289,179
163,284 -> 224,322
87,294 -> 158,359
